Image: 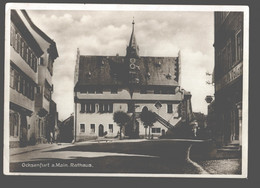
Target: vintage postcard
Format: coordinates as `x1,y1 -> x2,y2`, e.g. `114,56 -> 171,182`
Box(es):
4,3 -> 249,178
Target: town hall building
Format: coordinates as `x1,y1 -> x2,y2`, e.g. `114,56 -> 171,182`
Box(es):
74,20 -> 193,141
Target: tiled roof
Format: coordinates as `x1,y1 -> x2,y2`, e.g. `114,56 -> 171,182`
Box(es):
76,55 -> 179,88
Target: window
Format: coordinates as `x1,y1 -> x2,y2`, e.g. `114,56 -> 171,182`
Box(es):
86,103 -> 95,113
108,103 -> 113,113
22,79 -> 26,96
47,55 -> 53,75
33,55 -> 38,72
80,103 -> 85,113
10,68 -> 35,100
17,74 -> 21,93
167,104 -> 173,113
10,67 -> 15,88
99,103 -> 104,113
154,101 -> 162,109
104,104 -> 108,112
152,128 -> 161,133
11,25 -> 37,72
154,89 -> 160,94
87,87 -> 95,94
168,88 -> 175,94
99,103 -> 113,113
39,57 -> 44,65
140,88 -> 147,94
90,124 -> 95,133
21,40 -> 25,59
96,87 -> 103,94
44,81 -> 52,101
15,32 -> 19,51
25,48 -> 29,64
236,30 -> 243,62
111,87 -> 118,94
13,70 -> 19,92
90,103 -> 95,113
9,111 -> 19,137
10,25 -> 15,47
39,119 -> 45,137
36,86 -> 41,94
109,124 -> 113,133
80,124 -> 85,133
30,85 -> 35,100
227,40 -> 232,70
128,103 -> 134,113
28,49 -> 32,67
25,81 -> 30,97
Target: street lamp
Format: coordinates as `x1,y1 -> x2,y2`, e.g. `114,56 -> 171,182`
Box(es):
205,95 -> 214,104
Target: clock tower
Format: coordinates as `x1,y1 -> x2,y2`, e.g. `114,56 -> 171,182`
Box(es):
126,19 -> 140,85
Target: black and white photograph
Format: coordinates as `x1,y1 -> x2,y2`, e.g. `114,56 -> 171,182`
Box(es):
3,3 -> 249,178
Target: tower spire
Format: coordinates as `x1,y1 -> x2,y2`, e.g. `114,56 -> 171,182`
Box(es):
132,17 -> 135,31
127,17 -> 139,57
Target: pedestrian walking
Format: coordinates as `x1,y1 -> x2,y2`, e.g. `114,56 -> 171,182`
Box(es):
50,132 -> 53,144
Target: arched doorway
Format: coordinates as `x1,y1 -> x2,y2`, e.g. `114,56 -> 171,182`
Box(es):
142,106 -> 148,112
99,124 -> 104,137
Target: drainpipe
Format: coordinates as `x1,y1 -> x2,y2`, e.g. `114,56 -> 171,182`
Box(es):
74,91 -> 77,143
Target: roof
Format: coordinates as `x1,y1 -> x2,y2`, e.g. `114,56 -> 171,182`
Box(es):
11,10 -> 44,57
75,55 -> 180,89
74,20 -> 180,90
21,10 -> 59,59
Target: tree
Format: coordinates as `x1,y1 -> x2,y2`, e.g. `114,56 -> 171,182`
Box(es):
140,109 -> 157,139
113,111 -> 130,139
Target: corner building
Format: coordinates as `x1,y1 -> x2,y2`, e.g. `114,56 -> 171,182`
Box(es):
9,10 -> 58,147
214,12 -> 243,146
74,20 -> 193,141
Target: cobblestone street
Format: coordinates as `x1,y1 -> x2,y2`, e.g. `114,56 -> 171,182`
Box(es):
196,159 -> 242,174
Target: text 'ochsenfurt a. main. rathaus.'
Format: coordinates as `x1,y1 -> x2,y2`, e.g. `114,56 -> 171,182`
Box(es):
73,20 -> 195,141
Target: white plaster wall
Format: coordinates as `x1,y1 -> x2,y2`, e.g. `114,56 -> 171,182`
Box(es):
76,103 -> 129,138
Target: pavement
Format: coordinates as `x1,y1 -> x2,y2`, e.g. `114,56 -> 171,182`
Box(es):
7,139 -> 242,175
9,143 -> 73,156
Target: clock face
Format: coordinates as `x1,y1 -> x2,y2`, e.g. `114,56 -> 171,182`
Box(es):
129,63 -> 136,70
130,58 -> 136,63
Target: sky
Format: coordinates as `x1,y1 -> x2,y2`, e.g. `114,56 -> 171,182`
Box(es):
27,9 -> 214,121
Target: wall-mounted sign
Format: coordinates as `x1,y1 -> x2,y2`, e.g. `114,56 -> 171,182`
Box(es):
216,62 -> 243,91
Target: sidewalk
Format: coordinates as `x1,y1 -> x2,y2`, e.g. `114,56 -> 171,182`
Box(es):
9,143 -> 73,156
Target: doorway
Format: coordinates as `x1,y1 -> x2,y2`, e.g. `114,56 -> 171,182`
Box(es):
99,124 -> 104,137
20,114 -> 28,147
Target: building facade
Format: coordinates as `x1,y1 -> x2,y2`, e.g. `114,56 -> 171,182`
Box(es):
74,20 -> 193,141
9,10 -> 58,147
213,12 -> 243,146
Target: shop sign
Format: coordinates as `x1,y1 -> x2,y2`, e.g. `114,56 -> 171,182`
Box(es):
216,62 -> 243,91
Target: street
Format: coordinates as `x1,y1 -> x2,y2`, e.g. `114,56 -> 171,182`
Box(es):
9,139 -> 241,174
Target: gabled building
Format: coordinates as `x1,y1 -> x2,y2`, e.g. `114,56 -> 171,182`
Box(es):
74,20 -> 193,141
9,10 -> 58,147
